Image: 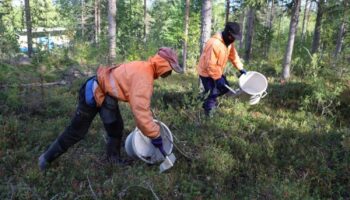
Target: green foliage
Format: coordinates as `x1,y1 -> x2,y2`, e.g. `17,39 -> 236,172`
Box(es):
30,0 -> 63,28
0,0 -> 20,58
202,145 -> 237,177
301,76 -> 344,117
116,0 -> 145,60
243,0 -> 268,8
1,59 -> 350,199
148,0 -> 185,50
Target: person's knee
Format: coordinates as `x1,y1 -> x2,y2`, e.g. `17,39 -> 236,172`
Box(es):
57,133 -> 81,151
104,121 -> 124,138
70,109 -> 96,130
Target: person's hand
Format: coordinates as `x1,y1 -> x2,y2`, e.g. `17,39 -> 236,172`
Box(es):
239,69 -> 247,75
151,136 -> 167,156
215,76 -> 226,89
215,76 -> 230,94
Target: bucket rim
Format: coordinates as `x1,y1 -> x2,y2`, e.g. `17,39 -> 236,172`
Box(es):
238,71 -> 268,95
130,120 -> 174,164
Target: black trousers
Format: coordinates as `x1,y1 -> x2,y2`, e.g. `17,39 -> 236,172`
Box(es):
56,79 -> 124,151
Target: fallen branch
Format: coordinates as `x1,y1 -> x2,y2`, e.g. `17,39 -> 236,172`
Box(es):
87,175 -> 98,200
1,80 -> 68,88
118,181 -> 160,200
23,80 -> 68,87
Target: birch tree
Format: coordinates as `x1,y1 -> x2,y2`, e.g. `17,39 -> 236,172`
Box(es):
199,0 -> 212,54
333,0 -> 348,60
108,0 -> 117,64
301,0 -> 310,42
24,0 -> 33,57
81,0 -> 86,38
244,7 -> 254,62
182,0 -> 190,71
282,0 -> 301,81
94,0 -> 101,45
144,0 -> 147,40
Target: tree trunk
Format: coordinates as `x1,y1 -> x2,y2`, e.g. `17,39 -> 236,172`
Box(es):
94,0 -> 101,45
334,0 -> 349,59
225,0 -> 230,24
108,0 -> 117,65
144,0 -> 147,40
265,0 -> 275,56
311,0 -> 324,54
282,0 -> 301,81
239,9 -> 245,50
333,20 -> 346,59
24,0 -> 33,58
81,0 -> 86,38
21,1 -> 25,29
199,0 -> 212,54
244,7 -> 254,63
268,0 -> 274,29
182,0 -> 190,71
301,0 -> 310,42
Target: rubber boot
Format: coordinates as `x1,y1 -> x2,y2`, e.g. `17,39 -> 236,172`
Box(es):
38,139 -> 65,171
106,136 -> 127,165
204,108 -> 215,118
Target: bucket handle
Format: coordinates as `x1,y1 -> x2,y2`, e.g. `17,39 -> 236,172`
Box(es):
261,91 -> 268,98
151,110 -> 194,161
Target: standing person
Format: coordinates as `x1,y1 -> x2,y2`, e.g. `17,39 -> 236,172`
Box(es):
39,47 -> 183,171
197,22 -> 247,116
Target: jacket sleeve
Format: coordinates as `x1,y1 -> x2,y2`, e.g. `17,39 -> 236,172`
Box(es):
228,44 -> 244,70
129,78 -> 160,139
207,44 -> 225,80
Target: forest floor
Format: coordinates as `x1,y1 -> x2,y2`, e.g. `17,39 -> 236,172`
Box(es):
1,62 -> 349,199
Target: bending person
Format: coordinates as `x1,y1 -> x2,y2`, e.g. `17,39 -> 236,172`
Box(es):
39,47 -> 183,170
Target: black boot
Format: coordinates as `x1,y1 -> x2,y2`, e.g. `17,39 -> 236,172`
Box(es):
38,139 -> 65,171
106,136 -> 127,165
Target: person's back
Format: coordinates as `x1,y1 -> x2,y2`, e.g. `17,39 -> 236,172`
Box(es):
95,55 -> 173,105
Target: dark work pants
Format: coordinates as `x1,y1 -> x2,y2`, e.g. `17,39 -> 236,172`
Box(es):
56,79 -> 124,151
199,75 -> 229,113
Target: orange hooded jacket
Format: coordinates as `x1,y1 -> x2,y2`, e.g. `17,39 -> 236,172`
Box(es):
93,55 -> 173,139
197,33 -> 243,80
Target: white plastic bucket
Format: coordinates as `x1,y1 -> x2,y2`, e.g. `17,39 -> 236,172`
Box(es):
238,71 -> 268,105
125,120 -> 174,164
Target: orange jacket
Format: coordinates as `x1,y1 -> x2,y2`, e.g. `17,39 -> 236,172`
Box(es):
197,33 -> 243,80
94,55 -> 172,138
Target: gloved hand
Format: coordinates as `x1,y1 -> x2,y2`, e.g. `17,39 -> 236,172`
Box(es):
215,76 -> 229,94
151,136 -> 167,156
239,69 -> 247,75
215,76 -> 226,90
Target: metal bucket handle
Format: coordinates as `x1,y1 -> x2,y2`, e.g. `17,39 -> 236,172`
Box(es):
261,91 -> 268,98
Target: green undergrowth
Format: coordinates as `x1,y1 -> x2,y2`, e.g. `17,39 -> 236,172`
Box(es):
1,65 -> 349,199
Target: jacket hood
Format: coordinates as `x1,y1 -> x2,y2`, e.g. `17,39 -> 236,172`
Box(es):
148,54 -> 172,79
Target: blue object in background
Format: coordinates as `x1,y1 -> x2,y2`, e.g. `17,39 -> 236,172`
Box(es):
19,37 -> 55,53
38,37 -> 54,49
20,47 -> 28,53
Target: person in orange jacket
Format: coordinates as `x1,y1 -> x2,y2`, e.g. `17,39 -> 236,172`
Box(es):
39,47 -> 183,170
197,22 -> 247,116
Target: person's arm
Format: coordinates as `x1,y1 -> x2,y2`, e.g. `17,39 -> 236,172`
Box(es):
129,79 -> 160,139
228,44 -> 244,71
